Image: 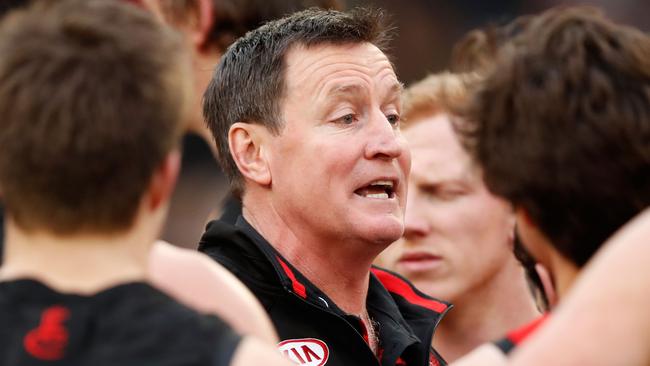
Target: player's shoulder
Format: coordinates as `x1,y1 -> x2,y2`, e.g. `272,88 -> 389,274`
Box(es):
95,282 -> 242,365
0,280 -> 241,366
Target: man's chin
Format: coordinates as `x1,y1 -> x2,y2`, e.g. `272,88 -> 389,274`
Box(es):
359,220 -> 404,246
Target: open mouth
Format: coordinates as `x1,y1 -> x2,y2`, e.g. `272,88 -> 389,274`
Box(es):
354,180 -> 395,199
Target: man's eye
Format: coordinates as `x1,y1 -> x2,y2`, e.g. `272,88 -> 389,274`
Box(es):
420,184 -> 466,201
338,114 -> 357,124
386,114 -> 400,125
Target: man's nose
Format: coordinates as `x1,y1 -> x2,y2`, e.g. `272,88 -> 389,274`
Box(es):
364,111 -> 404,160
404,189 -> 430,240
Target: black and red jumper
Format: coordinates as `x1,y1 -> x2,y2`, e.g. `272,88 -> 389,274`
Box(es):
199,217 -> 451,366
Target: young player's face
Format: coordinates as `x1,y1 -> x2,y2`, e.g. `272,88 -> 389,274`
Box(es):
266,42 -> 410,249
385,114 -> 516,302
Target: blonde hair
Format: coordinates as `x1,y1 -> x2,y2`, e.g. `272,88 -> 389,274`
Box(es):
402,71 -> 480,127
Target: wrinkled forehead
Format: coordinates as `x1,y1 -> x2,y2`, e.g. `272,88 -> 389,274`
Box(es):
283,41 -> 398,97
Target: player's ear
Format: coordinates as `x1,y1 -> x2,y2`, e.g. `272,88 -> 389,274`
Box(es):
176,0 -> 214,52
194,0 -> 214,52
229,123 -> 272,187
535,263 -> 558,309
515,207 -> 540,236
507,209 -> 517,247
148,148 -> 181,210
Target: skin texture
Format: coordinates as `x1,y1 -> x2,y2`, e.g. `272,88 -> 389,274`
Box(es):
378,113 -> 538,361
147,240 -> 278,344
452,344 -> 508,366
234,42 -> 409,316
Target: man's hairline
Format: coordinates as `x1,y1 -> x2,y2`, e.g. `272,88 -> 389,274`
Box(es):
230,39 -> 395,128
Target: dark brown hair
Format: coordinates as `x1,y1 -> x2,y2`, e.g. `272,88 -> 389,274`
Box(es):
460,6 -> 650,267
203,7 -> 393,196
0,0 -> 190,235
159,0 -> 345,52
450,15 -> 532,74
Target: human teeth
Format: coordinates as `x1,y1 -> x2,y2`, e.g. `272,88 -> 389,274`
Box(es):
366,193 -> 389,199
370,180 -> 393,187
354,180 -> 395,199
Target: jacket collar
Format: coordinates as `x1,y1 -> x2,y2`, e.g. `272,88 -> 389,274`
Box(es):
233,216 -> 451,340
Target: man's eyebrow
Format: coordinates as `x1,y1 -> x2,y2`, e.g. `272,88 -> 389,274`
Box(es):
324,84 -> 367,99
385,82 -> 405,99
322,82 -> 404,100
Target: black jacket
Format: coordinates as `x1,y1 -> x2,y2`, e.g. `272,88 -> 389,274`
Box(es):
199,217 -> 451,366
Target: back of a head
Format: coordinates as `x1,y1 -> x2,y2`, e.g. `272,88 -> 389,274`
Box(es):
462,6 -> 650,267
203,7 -> 392,196
450,15 -> 532,74
0,0 -> 190,235
159,0 -> 345,53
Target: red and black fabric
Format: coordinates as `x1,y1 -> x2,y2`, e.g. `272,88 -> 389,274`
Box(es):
0,279 -> 241,365
199,217 -> 451,366
493,313 -> 550,355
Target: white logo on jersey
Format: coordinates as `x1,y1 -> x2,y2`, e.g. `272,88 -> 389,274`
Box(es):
278,338 -> 329,365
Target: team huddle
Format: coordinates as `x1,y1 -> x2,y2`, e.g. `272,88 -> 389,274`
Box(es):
0,0 -> 648,366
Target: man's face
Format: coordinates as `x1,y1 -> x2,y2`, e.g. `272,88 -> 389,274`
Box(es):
266,42 -> 410,250
383,114 -> 514,302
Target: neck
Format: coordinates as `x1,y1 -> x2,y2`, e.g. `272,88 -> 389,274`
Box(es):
0,221 -> 154,294
434,258 -> 540,362
548,252 -> 580,301
242,196 -> 379,315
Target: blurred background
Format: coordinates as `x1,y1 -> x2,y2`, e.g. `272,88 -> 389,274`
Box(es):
162,0 -> 650,248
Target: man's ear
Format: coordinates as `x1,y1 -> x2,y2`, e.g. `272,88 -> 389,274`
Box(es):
507,209 -> 517,247
535,263 -> 558,309
516,206 -> 540,232
193,0 -> 215,52
229,123 -> 272,187
148,149 -> 181,211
